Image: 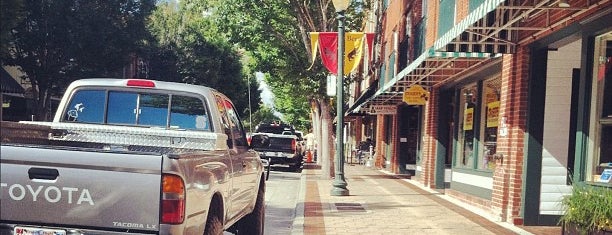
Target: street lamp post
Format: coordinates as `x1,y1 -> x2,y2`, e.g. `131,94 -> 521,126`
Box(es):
331,0 -> 350,196
248,74 -> 253,134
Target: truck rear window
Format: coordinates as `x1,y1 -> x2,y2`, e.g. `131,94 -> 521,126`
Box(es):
63,89 -> 211,131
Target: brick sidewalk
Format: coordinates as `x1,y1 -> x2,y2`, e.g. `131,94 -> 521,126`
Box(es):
293,164 -> 561,235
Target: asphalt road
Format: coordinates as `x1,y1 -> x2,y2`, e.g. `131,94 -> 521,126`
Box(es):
263,166 -> 302,235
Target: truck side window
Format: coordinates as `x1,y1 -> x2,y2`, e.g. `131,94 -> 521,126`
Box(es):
107,92 -> 138,125
64,90 -> 105,123
223,99 -> 248,147
170,95 -> 209,131
215,95 -> 233,148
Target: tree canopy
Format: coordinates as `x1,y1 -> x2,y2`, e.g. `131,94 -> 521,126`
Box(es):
3,0 -> 156,120
144,0 -> 261,119
210,0 -> 367,130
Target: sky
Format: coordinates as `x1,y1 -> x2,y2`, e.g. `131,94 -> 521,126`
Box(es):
255,72 -> 274,107
255,72 -> 282,119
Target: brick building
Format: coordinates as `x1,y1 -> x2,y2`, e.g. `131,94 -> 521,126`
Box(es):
346,0 -> 611,226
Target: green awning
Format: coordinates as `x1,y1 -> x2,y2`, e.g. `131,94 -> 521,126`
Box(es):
434,0 -> 507,51
376,48 -> 500,95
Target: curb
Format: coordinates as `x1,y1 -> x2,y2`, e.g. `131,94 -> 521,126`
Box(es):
290,170 -> 307,235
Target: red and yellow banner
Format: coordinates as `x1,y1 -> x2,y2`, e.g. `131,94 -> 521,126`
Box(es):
309,32 -> 374,76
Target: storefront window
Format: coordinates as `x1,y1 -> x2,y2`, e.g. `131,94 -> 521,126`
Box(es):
479,77 -> 501,170
457,83 -> 478,168
588,31 -> 612,183
454,76 -> 500,171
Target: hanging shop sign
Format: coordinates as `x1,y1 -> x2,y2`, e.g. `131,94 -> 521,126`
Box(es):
486,101 -> 500,127
402,85 -> 430,105
327,75 -> 336,96
369,105 -> 397,115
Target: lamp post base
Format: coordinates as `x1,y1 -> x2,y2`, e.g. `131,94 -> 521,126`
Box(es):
331,178 -> 349,196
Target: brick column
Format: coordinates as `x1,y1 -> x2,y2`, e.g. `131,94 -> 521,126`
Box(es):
425,0 -> 439,48
355,117 -> 363,143
421,89 -> 439,187
375,114 -> 386,168
391,113 -> 399,173
492,47 -> 530,223
455,0 -> 469,22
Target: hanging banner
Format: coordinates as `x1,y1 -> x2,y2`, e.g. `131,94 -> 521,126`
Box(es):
463,108 -> 474,131
368,105 -> 397,115
344,32 -> 366,75
402,85 -> 429,105
366,33 -> 374,60
318,32 -> 339,75
309,32 -> 375,76
486,101 -> 500,127
308,32 -> 320,69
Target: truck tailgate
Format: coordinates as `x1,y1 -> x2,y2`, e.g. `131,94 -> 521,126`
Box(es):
0,145 -> 163,232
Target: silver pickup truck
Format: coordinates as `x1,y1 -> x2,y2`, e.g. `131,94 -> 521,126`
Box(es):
0,78 -> 265,235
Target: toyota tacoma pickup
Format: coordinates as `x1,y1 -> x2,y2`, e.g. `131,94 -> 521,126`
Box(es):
0,78 -> 265,235
249,122 -> 303,171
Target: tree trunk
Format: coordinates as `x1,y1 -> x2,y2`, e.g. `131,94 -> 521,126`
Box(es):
34,86 -> 51,121
319,99 -> 334,179
310,100 -> 321,165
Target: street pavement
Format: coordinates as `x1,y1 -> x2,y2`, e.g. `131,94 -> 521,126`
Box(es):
264,167 -> 302,235
284,163 -> 562,235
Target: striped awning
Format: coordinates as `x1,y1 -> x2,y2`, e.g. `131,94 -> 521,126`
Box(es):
355,0 -> 607,109
358,48 -> 500,108
434,0 -> 507,51
1,67 -> 24,94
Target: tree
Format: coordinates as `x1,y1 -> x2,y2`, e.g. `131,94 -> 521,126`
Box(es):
3,0 -> 156,120
145,0 -> 261,118
0,0 -> 25,60
247,105 -> 281,133
211,0 -> 366,177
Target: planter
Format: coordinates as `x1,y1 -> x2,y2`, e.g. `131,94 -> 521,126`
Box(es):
563,222 -> 612,235
560,184 -> 612,235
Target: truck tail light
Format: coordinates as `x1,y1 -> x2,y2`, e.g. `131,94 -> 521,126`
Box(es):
161,174 -> 185,224
291,139 -> 296,152
127,79 -> 156,88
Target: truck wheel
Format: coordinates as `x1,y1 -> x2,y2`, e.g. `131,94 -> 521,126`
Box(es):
290,157 -> 303,172
204,213 -> 223,235
235,183 -> 265,235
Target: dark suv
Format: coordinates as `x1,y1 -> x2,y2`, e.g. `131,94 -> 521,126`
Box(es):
250,122 -> 303,171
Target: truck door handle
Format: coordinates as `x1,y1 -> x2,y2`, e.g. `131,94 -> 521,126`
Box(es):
28,168 -> 60,180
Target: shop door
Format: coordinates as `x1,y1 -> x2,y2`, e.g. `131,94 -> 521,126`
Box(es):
384,115 -> 393,169
398,105 -> 420,174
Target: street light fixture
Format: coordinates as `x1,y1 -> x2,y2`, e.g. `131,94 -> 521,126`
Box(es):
331,0 -> 350,196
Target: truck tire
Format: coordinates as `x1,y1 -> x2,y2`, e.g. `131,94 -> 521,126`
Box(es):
235,183 -> 265,235
290,156 -> 303,172
204,212 -> 223,235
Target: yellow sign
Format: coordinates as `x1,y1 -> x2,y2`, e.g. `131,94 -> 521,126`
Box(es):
485,92 -> 497,104
463,108 -> 474,130
486,101 -> 500,127
402,85 -> 430,105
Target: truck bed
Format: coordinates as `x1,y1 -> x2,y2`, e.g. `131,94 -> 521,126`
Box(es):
1,144 -> 163,233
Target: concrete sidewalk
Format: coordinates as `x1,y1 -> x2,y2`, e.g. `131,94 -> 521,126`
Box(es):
291,164 -> 562,235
